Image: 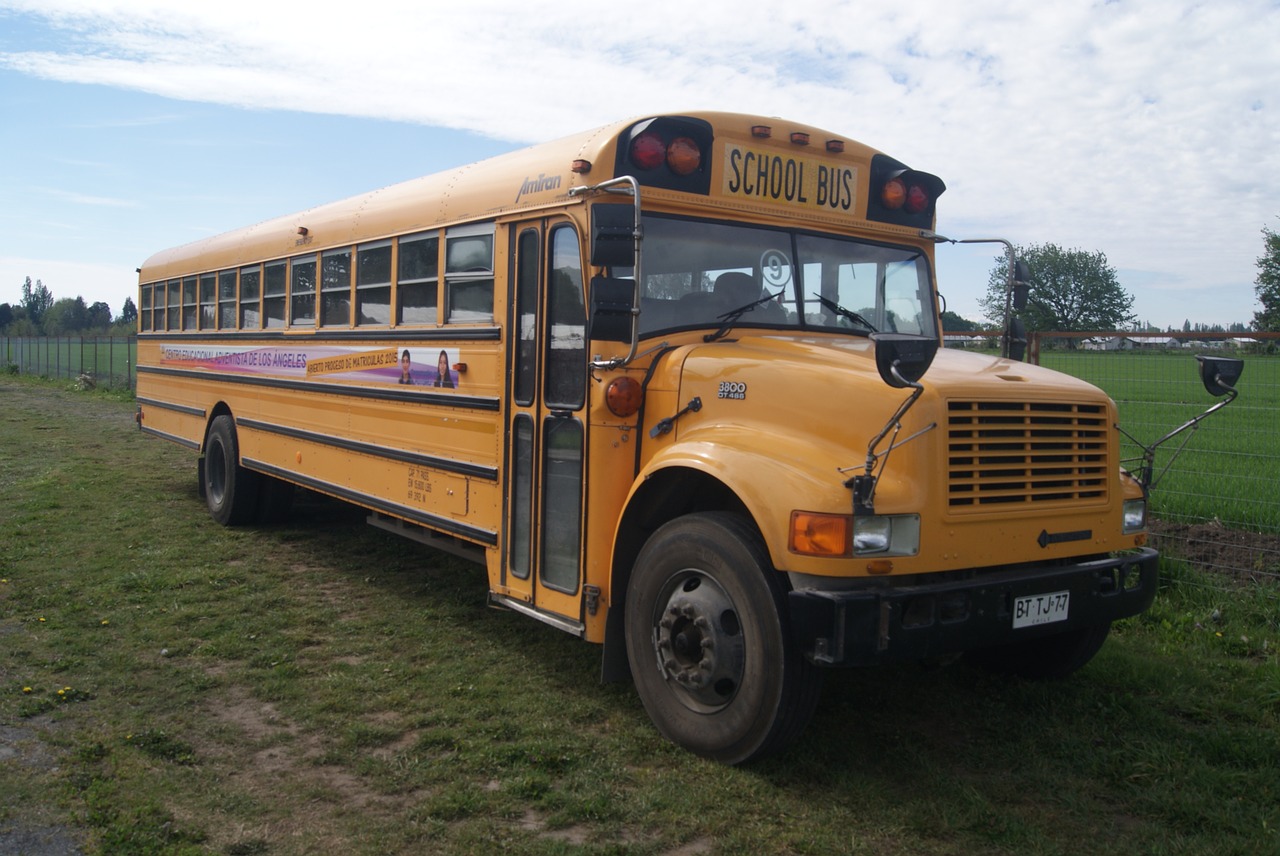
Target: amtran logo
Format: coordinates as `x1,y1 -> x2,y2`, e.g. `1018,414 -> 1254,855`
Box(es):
515,173 -> 562,204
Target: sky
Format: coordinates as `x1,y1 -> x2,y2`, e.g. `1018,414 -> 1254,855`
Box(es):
1,0 -> 1277,329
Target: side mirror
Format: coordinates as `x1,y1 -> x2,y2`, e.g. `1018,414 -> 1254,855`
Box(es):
1005,316 -> 1027,362
1011,259 -> 1031,311
590,203 -> 637,268
871,333 -> 938,389
1197,355 -> 1243,397
588,276 -> 635,343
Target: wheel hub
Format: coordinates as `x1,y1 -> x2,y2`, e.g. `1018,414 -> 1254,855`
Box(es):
654,573 -> 745,710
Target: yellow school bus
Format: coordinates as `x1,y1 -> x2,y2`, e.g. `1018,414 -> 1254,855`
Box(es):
136,111 -> 1168,764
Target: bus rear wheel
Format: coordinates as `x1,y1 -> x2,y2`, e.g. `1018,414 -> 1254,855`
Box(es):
624,512 -> 821,764
203,414 -> 259,526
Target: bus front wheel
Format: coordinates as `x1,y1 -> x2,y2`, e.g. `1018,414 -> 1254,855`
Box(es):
624,512 -> 821,764
203,415 -> 259,526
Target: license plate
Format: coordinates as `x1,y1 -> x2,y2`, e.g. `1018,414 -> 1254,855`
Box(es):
1013,590 -> 1070,629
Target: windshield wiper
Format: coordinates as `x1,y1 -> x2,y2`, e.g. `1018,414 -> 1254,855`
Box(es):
704,289 -> 785,342
813,293 -> 877,333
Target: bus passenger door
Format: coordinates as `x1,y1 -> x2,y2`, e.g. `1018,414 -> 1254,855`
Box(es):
503,219 -> 588,628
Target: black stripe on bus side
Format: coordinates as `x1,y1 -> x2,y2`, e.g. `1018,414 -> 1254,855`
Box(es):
137,327 -> 502,343
136,396 -> 207,418
243,458 -> 498,546
140,425 -> 202,451
136,365 -> 501,411
237,417 -> 498,481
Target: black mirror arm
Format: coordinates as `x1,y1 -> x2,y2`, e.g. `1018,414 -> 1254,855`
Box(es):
846,369 -> 927,515
1123,380 -> 1238,491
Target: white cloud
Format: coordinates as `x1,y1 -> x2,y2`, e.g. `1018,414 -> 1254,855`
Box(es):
1,0 -> 1277,325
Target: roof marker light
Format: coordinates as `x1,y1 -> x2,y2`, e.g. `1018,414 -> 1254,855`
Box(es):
751,125 -> 772,138
826,139 -> 845,153
790,132 -> 810,145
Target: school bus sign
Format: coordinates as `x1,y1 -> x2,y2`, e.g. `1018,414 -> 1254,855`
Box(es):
721,142 -> 857,213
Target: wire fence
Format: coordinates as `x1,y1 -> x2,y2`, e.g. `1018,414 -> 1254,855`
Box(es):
1028,331 -> 1280,592
2,335 -> 136,390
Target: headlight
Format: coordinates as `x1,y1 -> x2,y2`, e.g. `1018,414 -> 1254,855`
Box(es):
853,517 -> 891,554
1123,499 -> 1147,534
853,514 -> 920,556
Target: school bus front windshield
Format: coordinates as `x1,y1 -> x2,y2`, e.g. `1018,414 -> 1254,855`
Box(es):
634,214 -> 938,339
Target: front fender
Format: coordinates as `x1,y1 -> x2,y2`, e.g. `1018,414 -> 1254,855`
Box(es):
631,427 -> 849,571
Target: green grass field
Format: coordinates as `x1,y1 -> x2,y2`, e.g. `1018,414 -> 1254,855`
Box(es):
2,375 -> 1278,855
1038,350 -> 1280,532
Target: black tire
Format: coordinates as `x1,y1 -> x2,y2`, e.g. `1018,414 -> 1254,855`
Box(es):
624,512 -> 822,764
255,475 -> 296,525
967,621 -> 1112,680
203,414 -> 259,526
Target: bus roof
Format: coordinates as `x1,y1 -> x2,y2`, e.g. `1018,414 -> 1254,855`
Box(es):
138,111 -> 904,283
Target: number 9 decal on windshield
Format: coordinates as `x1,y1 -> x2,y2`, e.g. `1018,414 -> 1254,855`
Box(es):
761,250 -> 792,289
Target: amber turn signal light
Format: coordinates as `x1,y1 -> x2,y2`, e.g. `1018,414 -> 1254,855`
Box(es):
605,376 -> 642,417
789,511 -> 852,557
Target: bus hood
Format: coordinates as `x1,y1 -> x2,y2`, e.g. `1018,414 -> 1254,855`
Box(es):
664,334 -> 1114,479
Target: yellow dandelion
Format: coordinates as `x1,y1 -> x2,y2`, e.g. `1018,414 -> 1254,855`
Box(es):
22,687 -> 32,694
101,619 -> 110,626
57,689 -> 66,696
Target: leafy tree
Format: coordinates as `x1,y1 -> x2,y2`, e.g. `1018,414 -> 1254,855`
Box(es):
979,243 -> 1135,333
939,310 -> 982,332
0,302 -> 12,330
120,296 -> 138,324
87,301 -> 113,330
1253,224 -> 1280,332
42,296 -> 89,335
20,277 -> 54,327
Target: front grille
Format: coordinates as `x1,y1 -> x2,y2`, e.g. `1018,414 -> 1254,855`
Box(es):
947,401 -> 1109,510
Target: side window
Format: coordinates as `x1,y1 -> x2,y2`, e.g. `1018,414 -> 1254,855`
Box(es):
445,224 -> 494,323
321,248 -> 352,328
139,284 -> 152,332
182,276 -> 197,331
263,261 -> 286,328
239,265 -> 262,329
166,279 -> 180,331
199,273 -> 216,330
217,271 -> 236,329
545,226 -> 586,409
290,254 -> 317,327
397,232 -> 439,325
356,241 -> 392,326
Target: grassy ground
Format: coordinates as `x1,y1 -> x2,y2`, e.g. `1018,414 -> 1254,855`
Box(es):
2,375 -> 1278,855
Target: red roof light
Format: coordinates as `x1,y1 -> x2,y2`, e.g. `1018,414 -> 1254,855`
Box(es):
630,131 -> 666,170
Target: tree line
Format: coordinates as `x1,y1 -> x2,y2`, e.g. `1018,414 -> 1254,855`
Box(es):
1,277 -> 137,336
